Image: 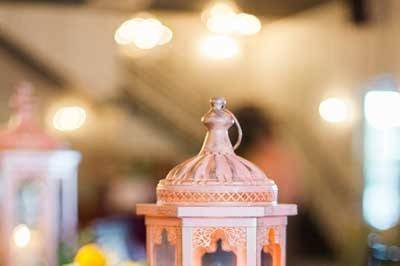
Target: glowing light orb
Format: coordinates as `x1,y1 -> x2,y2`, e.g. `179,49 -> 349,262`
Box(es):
115,17 -> 173,49
363,186 -> 400,230
13,224 -> 31,248
202,1 -> 237,21
53,106 -> 86,132
234,13 -> 261,35
319,97 -> 351,123
158,26 -> 173,45
202,1 -> 261,35
114,18 -> 144,45
200,35 -> 239,59
364,91 -> 400,129
206,13 -> 236,34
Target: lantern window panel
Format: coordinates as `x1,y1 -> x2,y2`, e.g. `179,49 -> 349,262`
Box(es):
16,179 -> 43,227
153,229 -> 177,266
260,228 -> 282,266
201,239 -> 237,266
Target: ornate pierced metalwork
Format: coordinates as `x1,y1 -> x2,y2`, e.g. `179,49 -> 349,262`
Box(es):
257,226 -> 282,252
152,226 -> 181,246
157,189 -> 277,204
192,227 -> 247,250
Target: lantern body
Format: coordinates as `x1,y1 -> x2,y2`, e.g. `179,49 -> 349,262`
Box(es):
0,150 -> 81,266
137,97 -> 297,266
0,84 -> 81,266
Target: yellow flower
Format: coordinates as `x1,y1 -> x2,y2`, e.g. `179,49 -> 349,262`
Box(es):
74,244 -> 107,266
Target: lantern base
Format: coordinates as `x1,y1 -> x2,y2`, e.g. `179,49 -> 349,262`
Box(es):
137,203 -> 297,218
137,203 -> 297,266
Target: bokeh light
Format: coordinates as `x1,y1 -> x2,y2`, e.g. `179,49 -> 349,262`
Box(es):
206,12 -> 236,34
202,1 -> 238,22
114,19 -> 144,45
364,90 -> 400,129
363,186 -> 400,230
158,26 -> 173,45
13,224 -> 31,248
53,106 -> 86,132
363,89 -> 400,231
202,1 -> 261,35
319,97 -> 351,123
234,13 -> 262,35
200,35 -> 240,59
115,17 -> 173,49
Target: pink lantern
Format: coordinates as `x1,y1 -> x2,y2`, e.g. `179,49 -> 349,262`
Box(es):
0,83 -> 81,266
137,97 -> 297,266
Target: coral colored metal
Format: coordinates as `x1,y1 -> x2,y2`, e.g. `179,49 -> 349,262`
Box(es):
0,82 -> 64,150
137,97 -> 297,266
0,83 -> 80,266
157,97 -> 278,206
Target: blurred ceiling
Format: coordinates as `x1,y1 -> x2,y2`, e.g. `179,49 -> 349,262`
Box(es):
0,0 -> 386,259
150,0 -> 331,17
0,0 -> 332,17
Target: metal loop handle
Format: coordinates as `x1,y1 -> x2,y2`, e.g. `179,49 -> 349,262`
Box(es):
225,109 -> 242,150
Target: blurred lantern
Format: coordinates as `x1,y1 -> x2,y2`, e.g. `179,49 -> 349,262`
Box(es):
0,83 -> 81,266
74,244 -> 107,266
137,97 -> 297,265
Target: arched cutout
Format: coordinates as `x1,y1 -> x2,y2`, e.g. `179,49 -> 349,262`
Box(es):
193,228 -> 246,266
261,229 -> 281,266
201,239 -> 237,266
154,229 -> 176,266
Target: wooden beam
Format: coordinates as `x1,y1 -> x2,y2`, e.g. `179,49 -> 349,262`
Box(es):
0,28 -> 68,88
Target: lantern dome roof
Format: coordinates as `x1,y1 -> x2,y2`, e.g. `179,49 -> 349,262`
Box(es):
157,97 -> 278,206
0,82 -> 65,150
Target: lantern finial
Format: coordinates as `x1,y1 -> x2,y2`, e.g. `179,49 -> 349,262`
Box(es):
210,97 -> 226,110
10,82 -> 35,124
201,97 -> 235,154
0,82 -> 64,150
202,97 -> 242,151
